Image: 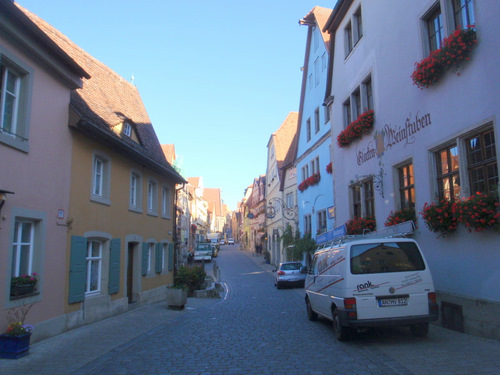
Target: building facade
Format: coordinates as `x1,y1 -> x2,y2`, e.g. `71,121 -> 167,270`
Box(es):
325,0 -> 500,339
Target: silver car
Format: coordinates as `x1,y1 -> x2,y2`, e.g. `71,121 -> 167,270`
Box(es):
274,262 -> 307,289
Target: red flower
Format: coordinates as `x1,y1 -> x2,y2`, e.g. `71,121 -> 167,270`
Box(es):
337,110 -> 375,148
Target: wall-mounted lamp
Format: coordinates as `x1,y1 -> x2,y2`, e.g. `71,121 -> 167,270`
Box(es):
0,189 -> 15,214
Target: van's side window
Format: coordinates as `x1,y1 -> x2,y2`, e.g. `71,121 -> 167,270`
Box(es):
350,242 -> 426,274
311,255 -> 319,275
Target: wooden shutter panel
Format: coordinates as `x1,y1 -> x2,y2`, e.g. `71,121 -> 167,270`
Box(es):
155,243 -> 162,273
69,235 -> 87,304
108,238 -> 121,294
168,243 -> 174,272
141,242 -> 148,276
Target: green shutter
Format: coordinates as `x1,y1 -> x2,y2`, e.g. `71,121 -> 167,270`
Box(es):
108,238 -> 121,294
155,243 -> 162,273
141,242 -> 148,276
168,243 -> 174,272
69,235 -> 87,304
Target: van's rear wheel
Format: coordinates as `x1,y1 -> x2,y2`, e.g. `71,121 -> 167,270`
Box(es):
410,322 -> 429,337
332,309 -> 351,341
306,297 -> 318,321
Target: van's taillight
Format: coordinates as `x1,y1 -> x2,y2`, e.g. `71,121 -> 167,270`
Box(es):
277,271 -> 285,276
428,292 -> 437,304
344,298 -> 356,309
344,298 -> 357,319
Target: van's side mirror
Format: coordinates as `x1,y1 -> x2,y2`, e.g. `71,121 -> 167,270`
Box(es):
300,266 -> 307,274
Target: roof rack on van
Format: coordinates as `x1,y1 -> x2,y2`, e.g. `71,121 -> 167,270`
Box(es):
315,220 -> 416,251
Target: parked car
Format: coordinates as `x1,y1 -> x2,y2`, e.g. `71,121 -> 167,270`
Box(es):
194,243 -> 212,262
274,262 -> 307,289
219,239 -> 225,245
227,238 -> 235,245
304,237 -> 438,341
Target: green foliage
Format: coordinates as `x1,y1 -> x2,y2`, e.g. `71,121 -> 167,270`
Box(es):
282,224 -> 295,248
174,265 -> 206,290
286,231 -> 316,261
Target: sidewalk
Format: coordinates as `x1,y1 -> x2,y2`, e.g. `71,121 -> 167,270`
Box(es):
0,293 -> 219,374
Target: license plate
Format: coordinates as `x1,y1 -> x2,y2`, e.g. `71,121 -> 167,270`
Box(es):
378,297 -> 408,307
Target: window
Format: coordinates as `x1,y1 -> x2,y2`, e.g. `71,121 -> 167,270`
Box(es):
129,171 -> 142,212
363,76 -> 373,111
351,179 -> 374,218
306,118 -> 311,141
436,144 -> 461,200
147,179 -> 158,214
425,5 -> 443,52
325,102 -> 332,123
353,7 -> 363,45
130,173 -> 137,206
314,108 -> 320,133
466,129 -> 498,195
286,192 -> 294,208
302,165 -> 309,181
352,88 -> 361,119
317,209 -> 327,234
314,57 -> 320,87
452,0 -> 475,30
310,157 -> 320,175
399,163 -> 415,209
0,51 -> 32,152
11,220 -> 34,277
123,122 -> 132,137
321,53 -> 327,71
91,153 -> 110,204
343,98 -> 351,128
147,243 -> 153,272
86,240 -> 102,294
345,21 -> 353,57
304,214 -> 312,235
162,186 -> 172,218
364,180 -> 375,217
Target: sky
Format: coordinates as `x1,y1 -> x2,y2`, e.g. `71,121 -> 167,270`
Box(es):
17,0 -> 336,211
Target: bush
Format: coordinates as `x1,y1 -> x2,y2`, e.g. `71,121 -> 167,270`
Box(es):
174,265 -> 206,291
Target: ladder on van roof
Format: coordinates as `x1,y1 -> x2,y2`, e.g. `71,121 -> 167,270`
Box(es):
315,220 -> 416,251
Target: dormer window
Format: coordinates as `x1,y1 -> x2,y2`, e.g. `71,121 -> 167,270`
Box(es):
123,122 -> 132,137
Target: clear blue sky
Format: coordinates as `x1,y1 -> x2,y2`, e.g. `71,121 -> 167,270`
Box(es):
18,0 -> 336,211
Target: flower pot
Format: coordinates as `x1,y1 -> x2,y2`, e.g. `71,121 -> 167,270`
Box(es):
0,333 -> 31,359
10,284 -> 35,297
166,287 -> 188,310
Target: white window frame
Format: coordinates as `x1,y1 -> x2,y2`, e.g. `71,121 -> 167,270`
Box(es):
0,49 -> 33,153
317,209 -> 327,234
306,118 -> 311,141
86,240 -> 102,295
314,108 -> 320,133
353,6 -> 363,45
162,243 -> 168,272
344,74 -> 373,128
123,122 -> 132,137
148,243 -> 154,272
12,219 -> 35,277
147,179 -> 158,215
91,152 -> 111,205
162,186 -> 172,219
286,192 -> 294,209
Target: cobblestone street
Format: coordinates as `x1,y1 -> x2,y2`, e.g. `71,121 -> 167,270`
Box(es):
2,246 -> 500,374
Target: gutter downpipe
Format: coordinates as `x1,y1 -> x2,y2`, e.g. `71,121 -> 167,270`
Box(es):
173,183 -> 185,281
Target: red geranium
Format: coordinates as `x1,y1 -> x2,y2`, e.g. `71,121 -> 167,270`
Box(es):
452,192 -> 500,232
326,162 -> 332,174
346,216 -> 376,235
337,110 -> 375,148
298,172 -> 321,192
420,199 -> 458,237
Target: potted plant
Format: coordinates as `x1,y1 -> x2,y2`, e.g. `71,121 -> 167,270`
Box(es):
337,110 -> 375,148
346,216 -> 376,235
0,304 -> 34,359
10,273 -> 38,297
420,199 -> 458,238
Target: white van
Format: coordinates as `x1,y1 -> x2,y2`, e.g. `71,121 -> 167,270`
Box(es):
305,237 -> 438,341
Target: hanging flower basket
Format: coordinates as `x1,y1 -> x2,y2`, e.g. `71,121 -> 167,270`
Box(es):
452,192 -> 500,232
346,216 -> 376,235
385,207 -> 417,227
337,110 -> 375,148
298,172 -> 321,192
326,162 -> 332,174
411,26 -> 477,89
420,199 -> 458,237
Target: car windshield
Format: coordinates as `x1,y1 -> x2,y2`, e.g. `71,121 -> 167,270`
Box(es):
197,244 -> 210,251
350,242 -> 425,274
281,263 -> 302,271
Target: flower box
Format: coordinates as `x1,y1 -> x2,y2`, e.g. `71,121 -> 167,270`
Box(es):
0,333 -> 31,359
166,287 -> 188,310
298,172 -> 321,192
337,110 -> 375,148
10,284 -> 36,297
411,26 -> 477,89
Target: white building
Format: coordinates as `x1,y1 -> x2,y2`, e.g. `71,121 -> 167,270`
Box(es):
325,0 -> 499,339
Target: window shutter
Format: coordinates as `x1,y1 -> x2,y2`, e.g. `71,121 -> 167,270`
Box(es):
141,242 -> 148,276
69,235 -> 87,304
108,238 -> 121,294
168,243 -> 174,272
155,243 -> 162,273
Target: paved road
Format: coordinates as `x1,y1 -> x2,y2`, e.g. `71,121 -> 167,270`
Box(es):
2,245 -> 500,374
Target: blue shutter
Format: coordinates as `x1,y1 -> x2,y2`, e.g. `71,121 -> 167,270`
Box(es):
168,243 -> 174,272
141,242 -> 148,276
69,235 -> 87,304
108,238 -> 121,294
155,243 -> 162,273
